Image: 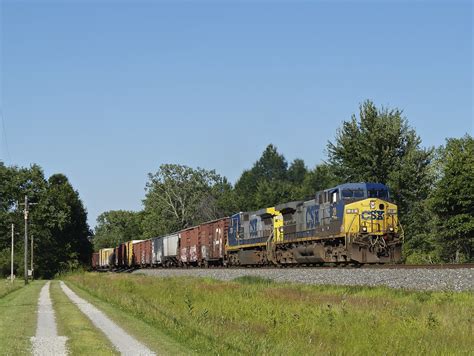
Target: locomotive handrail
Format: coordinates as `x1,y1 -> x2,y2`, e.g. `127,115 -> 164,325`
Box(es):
347,214 -> 358,232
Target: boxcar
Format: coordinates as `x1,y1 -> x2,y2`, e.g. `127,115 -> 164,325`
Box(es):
180,218 -> 229,267
134,239 -> 152,267
179,227 -> 199,265
151,236 -> 163,266
99,248 -> 114,268
163,233 -> 179,266
199,217 -> 229,265
126,240 -> 143,267
116,242 -> 127,267
91,252 -> 99,270
113,246 -> 120,267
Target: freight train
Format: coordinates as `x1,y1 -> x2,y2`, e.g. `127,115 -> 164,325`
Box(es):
92,182 -> 403,269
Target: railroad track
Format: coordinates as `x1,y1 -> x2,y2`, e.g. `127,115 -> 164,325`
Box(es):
361,263 -> 474,269
111,263 -> 474,272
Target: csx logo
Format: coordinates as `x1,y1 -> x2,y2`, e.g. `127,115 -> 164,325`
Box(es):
306,205 -> 319,228
249,219 -> 258,237
361,210 -> 384,220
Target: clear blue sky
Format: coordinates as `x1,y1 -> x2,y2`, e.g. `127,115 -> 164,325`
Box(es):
1,1 -> 472,228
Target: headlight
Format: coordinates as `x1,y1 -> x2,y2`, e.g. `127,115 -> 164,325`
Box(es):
361,226 -> 368,233
346,209 -> 359,214
389,227 -> 394,232
370,201 -> 376,209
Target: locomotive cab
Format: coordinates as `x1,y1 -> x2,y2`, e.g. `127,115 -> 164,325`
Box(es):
335,183 -> 402,263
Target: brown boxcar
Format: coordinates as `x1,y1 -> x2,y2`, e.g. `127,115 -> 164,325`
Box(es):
134,239 -> 152,267
179,226 -> 199,265
180,217 -> 229,266
91,252 -> 99,269
113,246 -> 120,267
117,242 -> 127,267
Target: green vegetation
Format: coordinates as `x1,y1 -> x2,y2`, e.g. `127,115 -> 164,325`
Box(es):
0,281 -> 45,355
0,164 -> 92,278
61,280 -> 194,355
93,210 -> 144,250
141,164 -> 236,238
0,279 -> 23,298
431,135 -> 473,262
65,273 -> 474,355
50,281 -> 118,355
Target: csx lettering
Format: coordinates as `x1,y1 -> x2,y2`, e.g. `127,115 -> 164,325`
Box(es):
249,219 -> 258,237
306,206 -> 318,228
361,210 -> 384,220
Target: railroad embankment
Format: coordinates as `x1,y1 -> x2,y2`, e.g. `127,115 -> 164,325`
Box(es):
64,272 -> 474,355
136,266 -> 474,291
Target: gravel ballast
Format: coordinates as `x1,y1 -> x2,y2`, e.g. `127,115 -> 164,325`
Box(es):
31,281 -> 68,356
135,267 -> 474,291
60,281 -> 155,356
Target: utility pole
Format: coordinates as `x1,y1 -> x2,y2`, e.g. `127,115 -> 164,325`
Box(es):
19,196 -> 36,285
11,224 -> 14,283
31,234 -> 34,280
24,196 -> 29,285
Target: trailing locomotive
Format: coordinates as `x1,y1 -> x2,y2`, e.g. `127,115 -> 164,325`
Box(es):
93,182 -> 402,269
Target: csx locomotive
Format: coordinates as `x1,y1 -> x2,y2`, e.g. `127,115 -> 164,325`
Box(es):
92,182 -> 402,269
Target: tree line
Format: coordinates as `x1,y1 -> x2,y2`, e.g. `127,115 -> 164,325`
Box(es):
94,100 -> 473,263
0,165 -> 92,278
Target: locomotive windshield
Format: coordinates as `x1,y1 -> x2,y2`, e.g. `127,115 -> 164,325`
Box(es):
368,189 -> 388,198
341,189 -> 365,199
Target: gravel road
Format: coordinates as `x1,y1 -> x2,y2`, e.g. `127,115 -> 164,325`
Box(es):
135,268 -> 474,291
60,281 -> 155,356
30,281 -> 68,356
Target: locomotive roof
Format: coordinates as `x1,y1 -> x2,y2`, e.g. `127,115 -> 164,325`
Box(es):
329,182 -> 388,192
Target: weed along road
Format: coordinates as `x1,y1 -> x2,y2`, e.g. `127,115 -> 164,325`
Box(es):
59,281 -> 155,356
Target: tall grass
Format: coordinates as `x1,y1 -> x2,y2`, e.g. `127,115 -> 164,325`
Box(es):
65,273 -> 473,355
0,279 -> 23,298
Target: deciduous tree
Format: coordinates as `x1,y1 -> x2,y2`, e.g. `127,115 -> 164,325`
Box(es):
431,135 -> 473,262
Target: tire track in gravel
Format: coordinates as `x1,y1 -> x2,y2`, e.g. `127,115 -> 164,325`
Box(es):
60,281 -> 156,356
30,281 -> 68,356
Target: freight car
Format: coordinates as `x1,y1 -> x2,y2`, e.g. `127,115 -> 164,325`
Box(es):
91,182 -> 402,270
179,217 -> 228,267
151,233 -> 180,267
134,240 -> 152,267
91,252 -> 99,269
99,248 -> 114,268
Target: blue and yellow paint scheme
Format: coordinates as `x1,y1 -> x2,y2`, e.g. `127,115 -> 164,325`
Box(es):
226,182 -> 402,265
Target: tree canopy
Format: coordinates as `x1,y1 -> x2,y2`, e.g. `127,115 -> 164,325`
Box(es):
141,164 -> 235,238
92,210 -> 143,250
431,135 -> 473,262
0,165 -> 92,278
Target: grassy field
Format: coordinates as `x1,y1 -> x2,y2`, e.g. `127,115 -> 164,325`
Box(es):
0,279 -> 24,298
64,273 -> 473,355
0,280 -> 45,355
